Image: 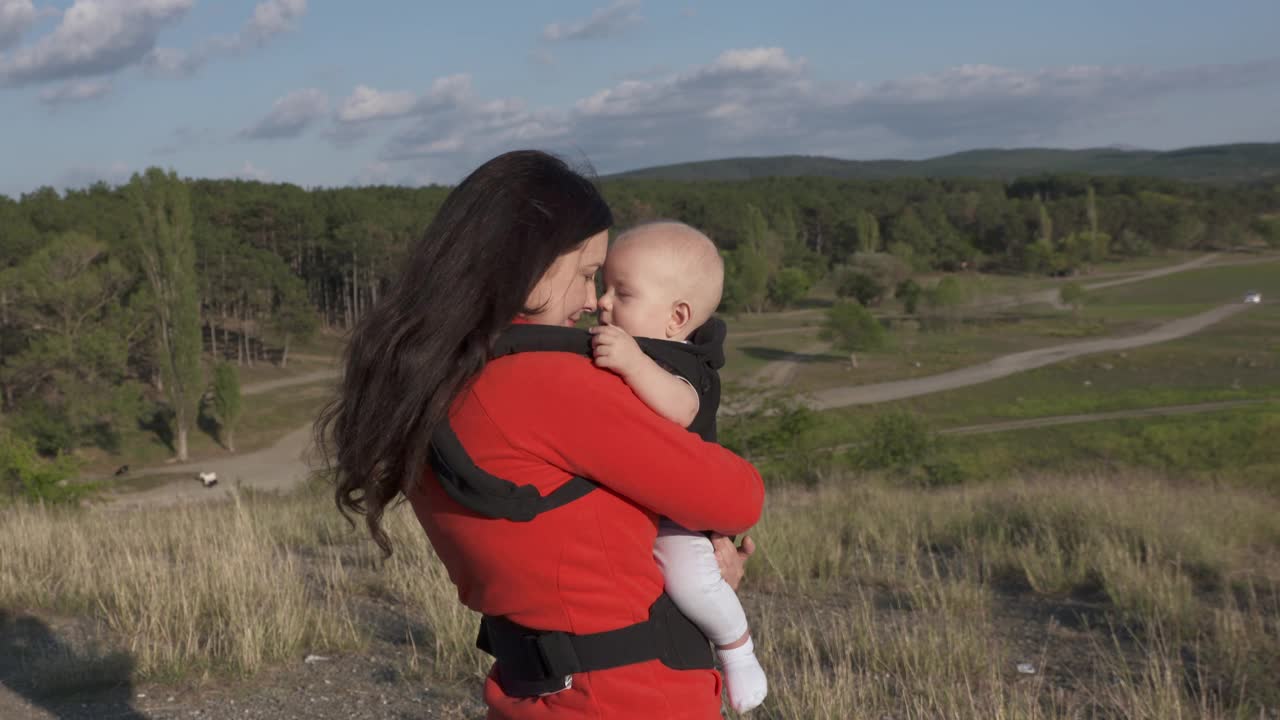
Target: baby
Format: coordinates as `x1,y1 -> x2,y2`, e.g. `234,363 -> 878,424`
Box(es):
588,221 -> 767,713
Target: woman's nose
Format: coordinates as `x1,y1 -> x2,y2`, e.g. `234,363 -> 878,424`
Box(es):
584,286 -> 599,312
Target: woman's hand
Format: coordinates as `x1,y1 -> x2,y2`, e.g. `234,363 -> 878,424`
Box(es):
711,533 -> 757,591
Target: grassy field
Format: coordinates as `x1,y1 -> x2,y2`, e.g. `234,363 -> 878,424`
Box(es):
1082,259 -> 1280,320
785,311 -> 1133,392
932,403 -> 1280,489
807,298 -> 1280,433
719,257 -> 1279,395
2,472 -> 1277,718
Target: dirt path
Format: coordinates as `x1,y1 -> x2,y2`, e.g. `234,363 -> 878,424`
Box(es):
240,368 -> 339,396
103,424 -> 317,509
805,303 -> 1252,410
747,341 -> 831,386
97,369 -> 340,508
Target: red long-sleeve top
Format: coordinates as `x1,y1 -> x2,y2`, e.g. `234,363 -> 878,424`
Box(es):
407,347 -> 764,720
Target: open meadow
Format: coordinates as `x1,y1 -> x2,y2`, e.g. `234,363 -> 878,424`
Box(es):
3,251 -> 1279,719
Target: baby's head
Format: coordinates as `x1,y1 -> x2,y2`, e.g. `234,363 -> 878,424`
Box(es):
598,221 -> 724,341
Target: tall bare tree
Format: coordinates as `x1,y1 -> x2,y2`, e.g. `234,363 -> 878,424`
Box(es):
124,169 -> 202,461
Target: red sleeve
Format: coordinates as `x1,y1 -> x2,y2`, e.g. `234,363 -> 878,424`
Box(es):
477,352 -> 764,535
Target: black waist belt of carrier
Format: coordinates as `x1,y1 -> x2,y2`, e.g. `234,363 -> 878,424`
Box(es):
477,593 -> 714,697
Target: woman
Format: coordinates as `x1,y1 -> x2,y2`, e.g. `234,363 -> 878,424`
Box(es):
316,150 -> 763,719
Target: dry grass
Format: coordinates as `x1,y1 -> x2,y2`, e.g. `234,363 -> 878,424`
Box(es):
740,474 -> 1280,719
2,472 -> 1278,718
0,486 -> 361,681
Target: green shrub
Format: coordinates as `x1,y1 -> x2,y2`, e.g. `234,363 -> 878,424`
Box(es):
720,392 -> 825,486
849,412 -> 932,470
894,278 -> 923,314
0,430 -> 84,504
919,459 -> 969,488
835,269 -> 886,307
768,267 -> 812,308
12,402 -> 76,457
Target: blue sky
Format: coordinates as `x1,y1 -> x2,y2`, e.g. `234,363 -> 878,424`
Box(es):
2,0 -> 1279,197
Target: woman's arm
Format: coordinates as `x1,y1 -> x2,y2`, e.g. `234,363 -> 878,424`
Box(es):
485,352 -> 763,535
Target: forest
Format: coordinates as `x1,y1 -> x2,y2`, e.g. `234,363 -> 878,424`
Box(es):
2,168 -> 1279,471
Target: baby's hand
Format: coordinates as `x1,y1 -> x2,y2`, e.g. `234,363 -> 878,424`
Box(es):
590,324 -> 645,377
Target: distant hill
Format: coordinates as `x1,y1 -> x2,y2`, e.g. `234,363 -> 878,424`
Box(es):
607,143 -> 1280,183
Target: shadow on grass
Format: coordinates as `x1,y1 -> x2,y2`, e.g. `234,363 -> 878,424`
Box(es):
0,610 -> 149,719
136,408 -> 174,455
740,346 -> 841,364
196,398 -> 222,449
791,297 -> 835,311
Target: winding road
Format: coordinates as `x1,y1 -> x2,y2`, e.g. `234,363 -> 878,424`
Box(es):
805,303 -> 1253,410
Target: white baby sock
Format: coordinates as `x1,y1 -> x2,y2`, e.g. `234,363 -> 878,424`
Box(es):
717,636 -> 767,713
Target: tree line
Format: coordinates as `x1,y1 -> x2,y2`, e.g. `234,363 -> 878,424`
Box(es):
2,169 -> 1278,485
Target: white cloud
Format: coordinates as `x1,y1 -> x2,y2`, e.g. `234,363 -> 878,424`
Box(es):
39,78 -> 112,105
141,45 -> 199,76
418,73 -> 473,109
0,0 -> 304,87
244,0 -> 304,45
0,0 -> 193,86
240,88 -> 328,140
363,50 -> 1280,180
380,76 -> 569,165
145,0 -> 306,77
236,160 -> 271,182
0,0 -> 37,51
542,0 -> 642,42
708,47 -> 805,75
336,85 -> 415,123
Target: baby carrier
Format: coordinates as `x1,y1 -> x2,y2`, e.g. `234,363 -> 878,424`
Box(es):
430,319 -> 726,697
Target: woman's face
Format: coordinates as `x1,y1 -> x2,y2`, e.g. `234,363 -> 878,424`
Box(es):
523,231 -> 609,327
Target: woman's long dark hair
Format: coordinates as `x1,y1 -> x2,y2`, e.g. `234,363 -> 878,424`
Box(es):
314,150 -> 613,556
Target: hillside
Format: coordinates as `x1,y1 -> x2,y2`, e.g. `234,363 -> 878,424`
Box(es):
608,142 -> 1280,183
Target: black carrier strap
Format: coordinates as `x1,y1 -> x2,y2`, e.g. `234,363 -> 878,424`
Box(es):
430,423 -> 596,522
431,318 -> 726,520
477,593 -> 715,697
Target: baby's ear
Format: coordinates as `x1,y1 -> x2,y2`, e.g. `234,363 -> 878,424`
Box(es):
669,300 -> 693,337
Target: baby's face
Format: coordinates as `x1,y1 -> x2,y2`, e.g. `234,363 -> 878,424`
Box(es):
598,241 -> 684,339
